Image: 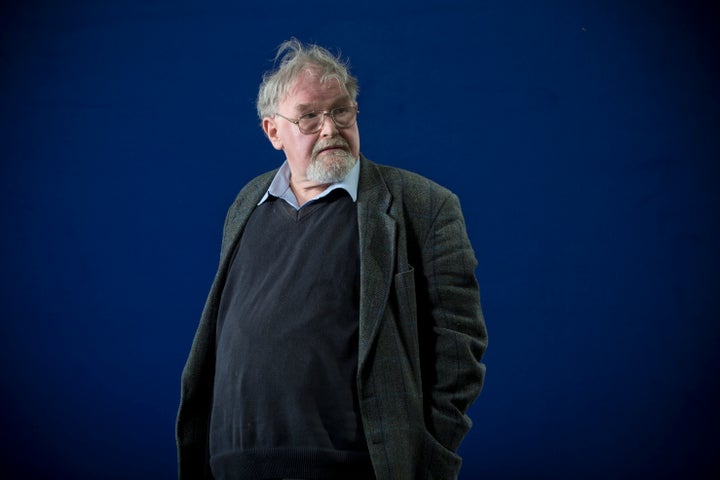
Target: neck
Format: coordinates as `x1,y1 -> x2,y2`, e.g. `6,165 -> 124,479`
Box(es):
290,178 -> 331,207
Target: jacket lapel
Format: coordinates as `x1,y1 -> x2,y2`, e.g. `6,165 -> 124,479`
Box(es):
356,157 -> 396,372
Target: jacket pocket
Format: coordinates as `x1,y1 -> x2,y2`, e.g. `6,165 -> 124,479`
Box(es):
421,429 -> 463,480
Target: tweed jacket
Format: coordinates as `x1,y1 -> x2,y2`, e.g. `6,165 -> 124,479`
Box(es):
176,155 -> 487,480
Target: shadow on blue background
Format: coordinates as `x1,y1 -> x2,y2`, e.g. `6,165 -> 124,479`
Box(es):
1,1 -> 718,478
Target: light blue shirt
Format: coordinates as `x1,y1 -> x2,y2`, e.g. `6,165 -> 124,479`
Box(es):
258,159 -> 360,210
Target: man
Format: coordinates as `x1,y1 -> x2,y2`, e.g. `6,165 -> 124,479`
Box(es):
176,39 -> 487,480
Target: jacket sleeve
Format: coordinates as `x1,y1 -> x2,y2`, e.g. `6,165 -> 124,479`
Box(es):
176,203 -> 239,480
418,191 -> 488,458
176,257 -> 222,480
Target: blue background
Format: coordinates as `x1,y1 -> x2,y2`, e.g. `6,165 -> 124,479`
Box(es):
1,1 -> 718,478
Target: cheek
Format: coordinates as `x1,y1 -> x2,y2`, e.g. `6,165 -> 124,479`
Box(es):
302,138 -> 318,154
285,134 -> 315,155
348,131 -> 361,155
340,127 -> 360,150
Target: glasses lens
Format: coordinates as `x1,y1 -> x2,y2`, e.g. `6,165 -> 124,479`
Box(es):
298,113 -> 321,133
332,107 -> 356,127
297,107 -> 357,133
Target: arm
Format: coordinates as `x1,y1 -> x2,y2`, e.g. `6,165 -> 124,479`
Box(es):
419,192 -> 488,457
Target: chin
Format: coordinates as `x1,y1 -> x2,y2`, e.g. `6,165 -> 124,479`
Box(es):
307,153 -> 357,183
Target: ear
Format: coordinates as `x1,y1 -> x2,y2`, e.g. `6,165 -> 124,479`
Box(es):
263,117 -> 283,151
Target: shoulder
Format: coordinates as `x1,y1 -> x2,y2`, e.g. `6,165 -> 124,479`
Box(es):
229,169 -> 278,207
380,164 -> 451,194
221,168 -> 277,232
239,169 -> 278,197
362,157 -> 456,211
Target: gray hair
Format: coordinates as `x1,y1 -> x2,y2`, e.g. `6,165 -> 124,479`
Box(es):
256,38 -> 359,120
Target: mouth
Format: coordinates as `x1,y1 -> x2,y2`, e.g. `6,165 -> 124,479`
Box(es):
319,146 -> 344,154
315,143 -> 348,157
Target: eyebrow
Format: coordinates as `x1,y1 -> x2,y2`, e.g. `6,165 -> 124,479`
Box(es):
294,96 -> 352,112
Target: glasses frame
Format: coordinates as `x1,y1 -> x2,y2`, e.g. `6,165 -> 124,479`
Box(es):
274,105 -> 359,135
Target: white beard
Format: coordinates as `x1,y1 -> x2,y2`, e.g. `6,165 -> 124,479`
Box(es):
306,147 -> 357,184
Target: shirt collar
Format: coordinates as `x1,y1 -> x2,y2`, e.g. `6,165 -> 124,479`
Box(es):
258,158 -> 360,210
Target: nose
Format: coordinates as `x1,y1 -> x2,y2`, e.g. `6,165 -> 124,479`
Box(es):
319,112 -> 339,137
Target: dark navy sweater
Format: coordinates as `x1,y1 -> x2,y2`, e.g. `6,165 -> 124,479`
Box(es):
209,191 -> 374,480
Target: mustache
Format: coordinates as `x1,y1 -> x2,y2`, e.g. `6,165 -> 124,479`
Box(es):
311,138 -> 350,157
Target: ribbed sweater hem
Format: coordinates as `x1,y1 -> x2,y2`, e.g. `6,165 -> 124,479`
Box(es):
210,446 -> 375,480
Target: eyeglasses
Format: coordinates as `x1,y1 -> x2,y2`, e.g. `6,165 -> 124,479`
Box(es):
274,105 -> 359,135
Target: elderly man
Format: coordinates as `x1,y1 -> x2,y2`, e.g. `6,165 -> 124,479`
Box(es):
176,38 -> 487,480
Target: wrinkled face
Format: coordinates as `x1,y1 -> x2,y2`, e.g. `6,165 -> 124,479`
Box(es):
263,68 -> 360,185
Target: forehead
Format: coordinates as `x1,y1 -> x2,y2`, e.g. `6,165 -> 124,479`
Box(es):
282,69 -> 349,111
